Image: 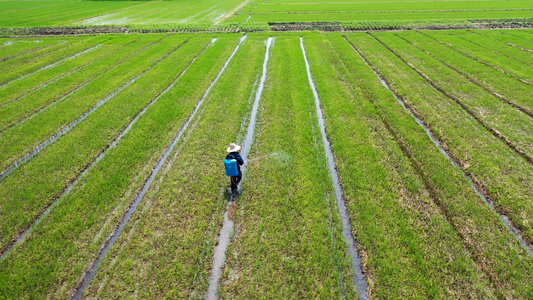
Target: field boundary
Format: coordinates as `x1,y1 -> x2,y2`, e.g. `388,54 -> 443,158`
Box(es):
0,18 -> 531,36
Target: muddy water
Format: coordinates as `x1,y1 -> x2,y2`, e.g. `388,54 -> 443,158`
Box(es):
345,37 -> 533,258
0,40 -> 185,181
0,44 -> 101,89
205,37 -> 274,300
69,36 -> 246,300
0,39 -> 217,263
300,37 -> 370,299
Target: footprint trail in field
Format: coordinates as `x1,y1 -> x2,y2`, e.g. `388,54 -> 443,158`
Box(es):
205,36 -> 273,300
69,35 -> 246,300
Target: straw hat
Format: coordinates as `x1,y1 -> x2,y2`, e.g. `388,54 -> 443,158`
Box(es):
226,143 -> 241,153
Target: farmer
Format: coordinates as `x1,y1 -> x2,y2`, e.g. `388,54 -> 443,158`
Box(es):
226,143 -> 244,195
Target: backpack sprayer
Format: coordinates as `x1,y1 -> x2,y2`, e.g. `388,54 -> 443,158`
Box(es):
224,157 -> 239,177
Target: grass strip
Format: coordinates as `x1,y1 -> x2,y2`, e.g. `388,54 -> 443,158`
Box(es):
220,36 -> 356,299
0,35 -> 242,300
0,35 -> 210,254
0,35 -> 152,132
0,34 -> 170,174
0,35 -> 135,110
345,31 -> 533,251
0,35 -> 103,86
305,32 -> 497,299
81,35 -> 263,300
373,31 -> 533,158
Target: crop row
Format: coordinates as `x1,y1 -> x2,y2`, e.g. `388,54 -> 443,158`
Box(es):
0,36 -> 148,133
1,31 -> 532,298
0,1 -> 141,27
357,32 -> 533,244
0,35 -> 243,299
0,35 -> 212,255
420,30 -> 533,92
0,37 -> 66,62
0,34 -> 172,175
253,1 -> 533,14
230,10 -> 533,23
371,32 -> 533,160
0,36 -> 137,116
342,31 -> 533,293
0,36 -> 103,87
81,35 -> 267,299
218,36 -> 358,298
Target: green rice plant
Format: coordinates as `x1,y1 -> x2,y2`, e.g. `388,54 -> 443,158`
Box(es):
0,35 -> 212,254
0,37 -> 66,62
0,35 -> 153,132
478,29 -> 533,50
344,32 -> 533,252
0,34 -> 173,172
421,30 -> 533,88
304,32 -> 498,299
78,0 -> 248,26
229,10 -> 533,24
0,35 -> 242,300
83,35 -> 267,299
0,1 -> 142,27
219,36 -> 357,299
341,31 -> 533,298
253,1 -> 533,14
0,35 -> 106,87
455,30 -> 533,65
0,35 -> 134,109
0,36 -> 94,86
372,31 -> 533,159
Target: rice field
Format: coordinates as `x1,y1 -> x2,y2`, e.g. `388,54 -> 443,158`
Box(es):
0,29 -> 532,299
229,0 -> 533,23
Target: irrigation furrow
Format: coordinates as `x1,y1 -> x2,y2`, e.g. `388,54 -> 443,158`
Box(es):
344,36 -> 533,258
205,36 -> 272,300
0,38 -> 139,110
0,37 -> 162,134
395,34 -> 533,119
301,37 -> 369,300
0,44 -> 101,89
69,36 -> 247,300
0,39 -> 215,262
367,32 -> 533,165
0,36 -> 177,181
418,31 -> 532,87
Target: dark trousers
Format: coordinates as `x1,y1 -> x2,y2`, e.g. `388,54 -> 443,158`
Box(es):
230,172 -> 242,191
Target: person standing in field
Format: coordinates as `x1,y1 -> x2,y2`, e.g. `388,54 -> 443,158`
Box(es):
225,143 -> 244,196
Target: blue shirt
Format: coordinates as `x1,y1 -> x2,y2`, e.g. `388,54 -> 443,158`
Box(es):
226,152 -> 244,173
